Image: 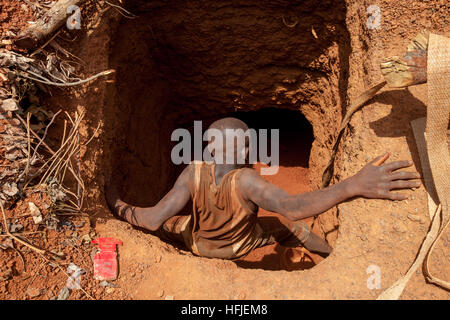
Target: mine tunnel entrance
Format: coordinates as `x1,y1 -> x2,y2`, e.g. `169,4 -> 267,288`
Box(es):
110,105 -> 318,270
102,0 -> 349,271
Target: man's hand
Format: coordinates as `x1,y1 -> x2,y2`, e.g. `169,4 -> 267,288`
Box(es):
348,153 -> 421,200
103,166 -> 191,231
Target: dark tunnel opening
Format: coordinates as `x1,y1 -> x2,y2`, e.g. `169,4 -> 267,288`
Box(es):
103,0 -> 350,270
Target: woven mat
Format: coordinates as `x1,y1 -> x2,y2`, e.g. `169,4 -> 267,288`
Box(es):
377,33 -> 450,300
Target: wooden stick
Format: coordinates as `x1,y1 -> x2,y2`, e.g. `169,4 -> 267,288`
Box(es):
30,110 -> 62,162
15,0 -> 88,50
30,30 -> 62,57
17,69 -> 115,87
0,200 -> 46,255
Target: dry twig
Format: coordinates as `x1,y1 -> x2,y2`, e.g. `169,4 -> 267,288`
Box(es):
0,200 -> 46,255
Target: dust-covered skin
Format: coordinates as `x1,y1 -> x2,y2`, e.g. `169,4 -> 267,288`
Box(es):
105,117 -> 420,260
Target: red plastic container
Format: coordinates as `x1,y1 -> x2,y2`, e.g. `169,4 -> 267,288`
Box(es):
92,237 -> 122,281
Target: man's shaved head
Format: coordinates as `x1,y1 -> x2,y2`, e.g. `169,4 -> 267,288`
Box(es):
205,117 -> 251,166
208,117 -> 249,132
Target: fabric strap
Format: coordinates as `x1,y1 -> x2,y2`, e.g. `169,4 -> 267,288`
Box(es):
377,33 -> 450,299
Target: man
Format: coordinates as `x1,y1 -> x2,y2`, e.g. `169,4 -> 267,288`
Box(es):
105,117 -> 421,263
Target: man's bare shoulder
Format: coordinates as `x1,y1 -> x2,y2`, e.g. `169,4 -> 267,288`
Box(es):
237,166 -> 289,213
239,166 -> 259,179
238,167 -> 265,192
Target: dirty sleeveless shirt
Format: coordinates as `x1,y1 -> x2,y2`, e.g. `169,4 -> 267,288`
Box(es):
185,161 -> 264,259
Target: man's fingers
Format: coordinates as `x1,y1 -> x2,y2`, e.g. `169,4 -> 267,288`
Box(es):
371,153 -> 390,166
390,171 -> 420,180
387,192 -> 409,201
389,180 -> 421,190
383,160 -> 413,172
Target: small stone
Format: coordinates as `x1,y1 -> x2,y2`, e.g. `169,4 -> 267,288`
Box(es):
0,99 -> 18,112
57,287 -> 70,300
106,287 -> 115,294
0,238 -> 14,250
2,182 -> 18,197
9,223 -> 23,233
29,202 -> 42,224
81,234 -> 91,244
27,287 -> 41,298
157,290 -> 164,297
99,281 -> 117,288
393,223 -> 407,233
407,214 -> 426,224
154,255 -> 162,263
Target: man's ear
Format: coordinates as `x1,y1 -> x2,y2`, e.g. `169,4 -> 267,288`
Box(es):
244,145 -> 249,162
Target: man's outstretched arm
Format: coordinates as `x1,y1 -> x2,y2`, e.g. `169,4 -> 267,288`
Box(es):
240,153 -> 421,221
105,166 -> 191,231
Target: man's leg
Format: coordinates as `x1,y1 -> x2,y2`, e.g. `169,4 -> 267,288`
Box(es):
151,215 -> 191,249
257,216 -> 332,256
302,231 -> 333,257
